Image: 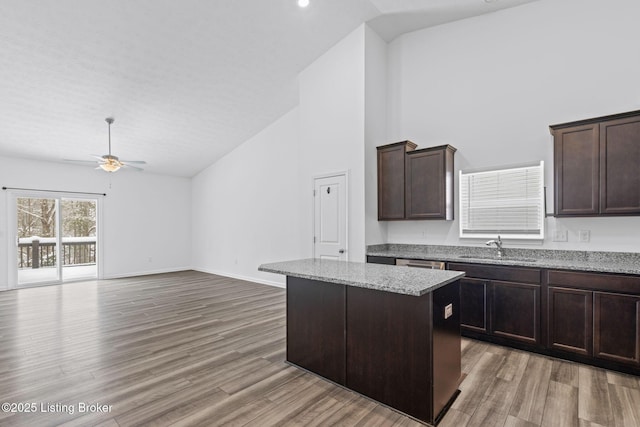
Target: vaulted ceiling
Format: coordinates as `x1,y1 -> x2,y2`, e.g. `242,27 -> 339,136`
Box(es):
0,0 -> 538,177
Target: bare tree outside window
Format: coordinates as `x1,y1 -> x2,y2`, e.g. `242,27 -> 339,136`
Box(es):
17,198 -> 97,271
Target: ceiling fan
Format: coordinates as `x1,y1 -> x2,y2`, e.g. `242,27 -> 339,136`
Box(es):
65,117 -> 146,172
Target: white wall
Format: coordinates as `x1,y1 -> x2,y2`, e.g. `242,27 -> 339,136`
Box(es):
364,25 -> 388,247
191,25 -> 373,286
0,155 -> 191,290
384,0 -> 640,252
191,108 -> 301,287
298,24 -> 367,262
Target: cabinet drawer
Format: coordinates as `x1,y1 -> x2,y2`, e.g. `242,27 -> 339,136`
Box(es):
547,270 -> 640,294
448,263 -> 541,284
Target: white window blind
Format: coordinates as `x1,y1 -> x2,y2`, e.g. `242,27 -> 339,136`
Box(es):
459,161 -> 545,239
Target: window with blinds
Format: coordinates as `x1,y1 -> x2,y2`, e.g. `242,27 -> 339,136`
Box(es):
459,161 -> 545,239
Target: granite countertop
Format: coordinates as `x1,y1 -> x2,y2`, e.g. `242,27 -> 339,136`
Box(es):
258,258 -> 465,296
367,244 -> 640,275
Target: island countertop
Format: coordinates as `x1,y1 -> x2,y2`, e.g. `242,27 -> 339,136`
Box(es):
258,258 -> 465,296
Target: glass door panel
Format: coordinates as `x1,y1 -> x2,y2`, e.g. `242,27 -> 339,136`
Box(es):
17,197 -> 60,285
61,198 -> 97,281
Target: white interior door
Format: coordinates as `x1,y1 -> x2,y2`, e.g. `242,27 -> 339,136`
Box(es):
313,173 -> 347,261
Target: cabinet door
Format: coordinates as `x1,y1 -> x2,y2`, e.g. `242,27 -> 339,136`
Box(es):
405,149 -> 447,220
548,287 -> 593,356
460,278 -> 488,333
594,292 -> 640,365
378,142 -> 413,220
490,280 -> 540,345
553,123 -> 599,216
600,116 -> 640,214
286,277 -> 346,385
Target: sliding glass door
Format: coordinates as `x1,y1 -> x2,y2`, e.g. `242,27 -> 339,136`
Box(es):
13,193 -> 99,287
16,196 -> 60,285
60,198 -> 98,281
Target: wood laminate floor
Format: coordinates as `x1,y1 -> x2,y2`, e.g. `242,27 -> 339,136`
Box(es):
0,271 -> 639,427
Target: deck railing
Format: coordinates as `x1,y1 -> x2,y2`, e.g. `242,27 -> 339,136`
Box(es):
18,237 -> 96,268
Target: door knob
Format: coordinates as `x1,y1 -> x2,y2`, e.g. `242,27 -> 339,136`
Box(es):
339,249 -> 345,254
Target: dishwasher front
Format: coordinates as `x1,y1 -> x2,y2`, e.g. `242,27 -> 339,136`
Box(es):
395,258 -> 446,270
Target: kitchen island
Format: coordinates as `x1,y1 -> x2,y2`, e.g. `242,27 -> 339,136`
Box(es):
258,258 -> 465,425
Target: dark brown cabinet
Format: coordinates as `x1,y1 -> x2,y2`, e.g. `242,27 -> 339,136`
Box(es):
346,283 -> 461,424
491,280 -> 540,345
377,141 -> 416,220
551,110 -> 640,216
286,277 -> 346,385
377,141 -> 455,221
546,270 -> 640,371
449,262 -> 541,347
594,292 -> 640,365
459,277 -> 488,333
548,286 -> 593,356
406,145 -> 456,220
286,274 -> 462,425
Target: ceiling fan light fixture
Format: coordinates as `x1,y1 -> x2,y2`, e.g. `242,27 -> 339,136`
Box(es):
100,117 -> 125,173
298,0 -> 309,8
63,117 -> 145,172
99,158 -> 122,172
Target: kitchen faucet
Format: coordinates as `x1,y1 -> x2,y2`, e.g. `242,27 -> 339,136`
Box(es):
486,235 -> 504,258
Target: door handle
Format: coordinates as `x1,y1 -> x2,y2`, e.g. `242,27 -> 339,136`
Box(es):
339,249 -> 345,254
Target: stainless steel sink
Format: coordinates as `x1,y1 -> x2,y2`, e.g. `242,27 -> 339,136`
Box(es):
457,255 -> 537,263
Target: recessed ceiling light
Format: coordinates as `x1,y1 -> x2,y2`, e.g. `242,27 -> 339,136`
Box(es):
298,0 -> 310,8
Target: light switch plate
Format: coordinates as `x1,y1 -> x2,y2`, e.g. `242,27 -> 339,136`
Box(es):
553,229 -> 568,242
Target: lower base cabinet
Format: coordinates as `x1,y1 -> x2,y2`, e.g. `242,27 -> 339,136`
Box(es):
286,277 -> 346,385
459,278 -> 488,333
365,258 -> 640,375
594,292 -> 640,365
286,276 -> 461,425
491,280 -> 540,345
449,263 -> 541,347
547,270 -> 640,373
548,286 -> 593,356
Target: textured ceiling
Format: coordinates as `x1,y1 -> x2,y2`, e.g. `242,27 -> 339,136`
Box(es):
0,0 -> 538,177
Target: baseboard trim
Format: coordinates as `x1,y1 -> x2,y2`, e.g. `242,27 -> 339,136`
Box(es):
102,266 -> 192,280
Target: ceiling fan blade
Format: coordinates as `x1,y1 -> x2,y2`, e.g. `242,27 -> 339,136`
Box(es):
63,159 -> 101,165
122,163 -> 144,171
90,154 -> 106,160
120,160 -> 146,164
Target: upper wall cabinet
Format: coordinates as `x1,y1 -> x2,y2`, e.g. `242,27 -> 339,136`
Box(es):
377,141 -> 416,220
377,141 -> 456,221
550,110 -> 640,217
406,145 -> 456,220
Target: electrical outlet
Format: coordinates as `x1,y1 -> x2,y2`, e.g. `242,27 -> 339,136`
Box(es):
579,230 -> 591,242
552,229 -> 568,242
444,304 -> 453,319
